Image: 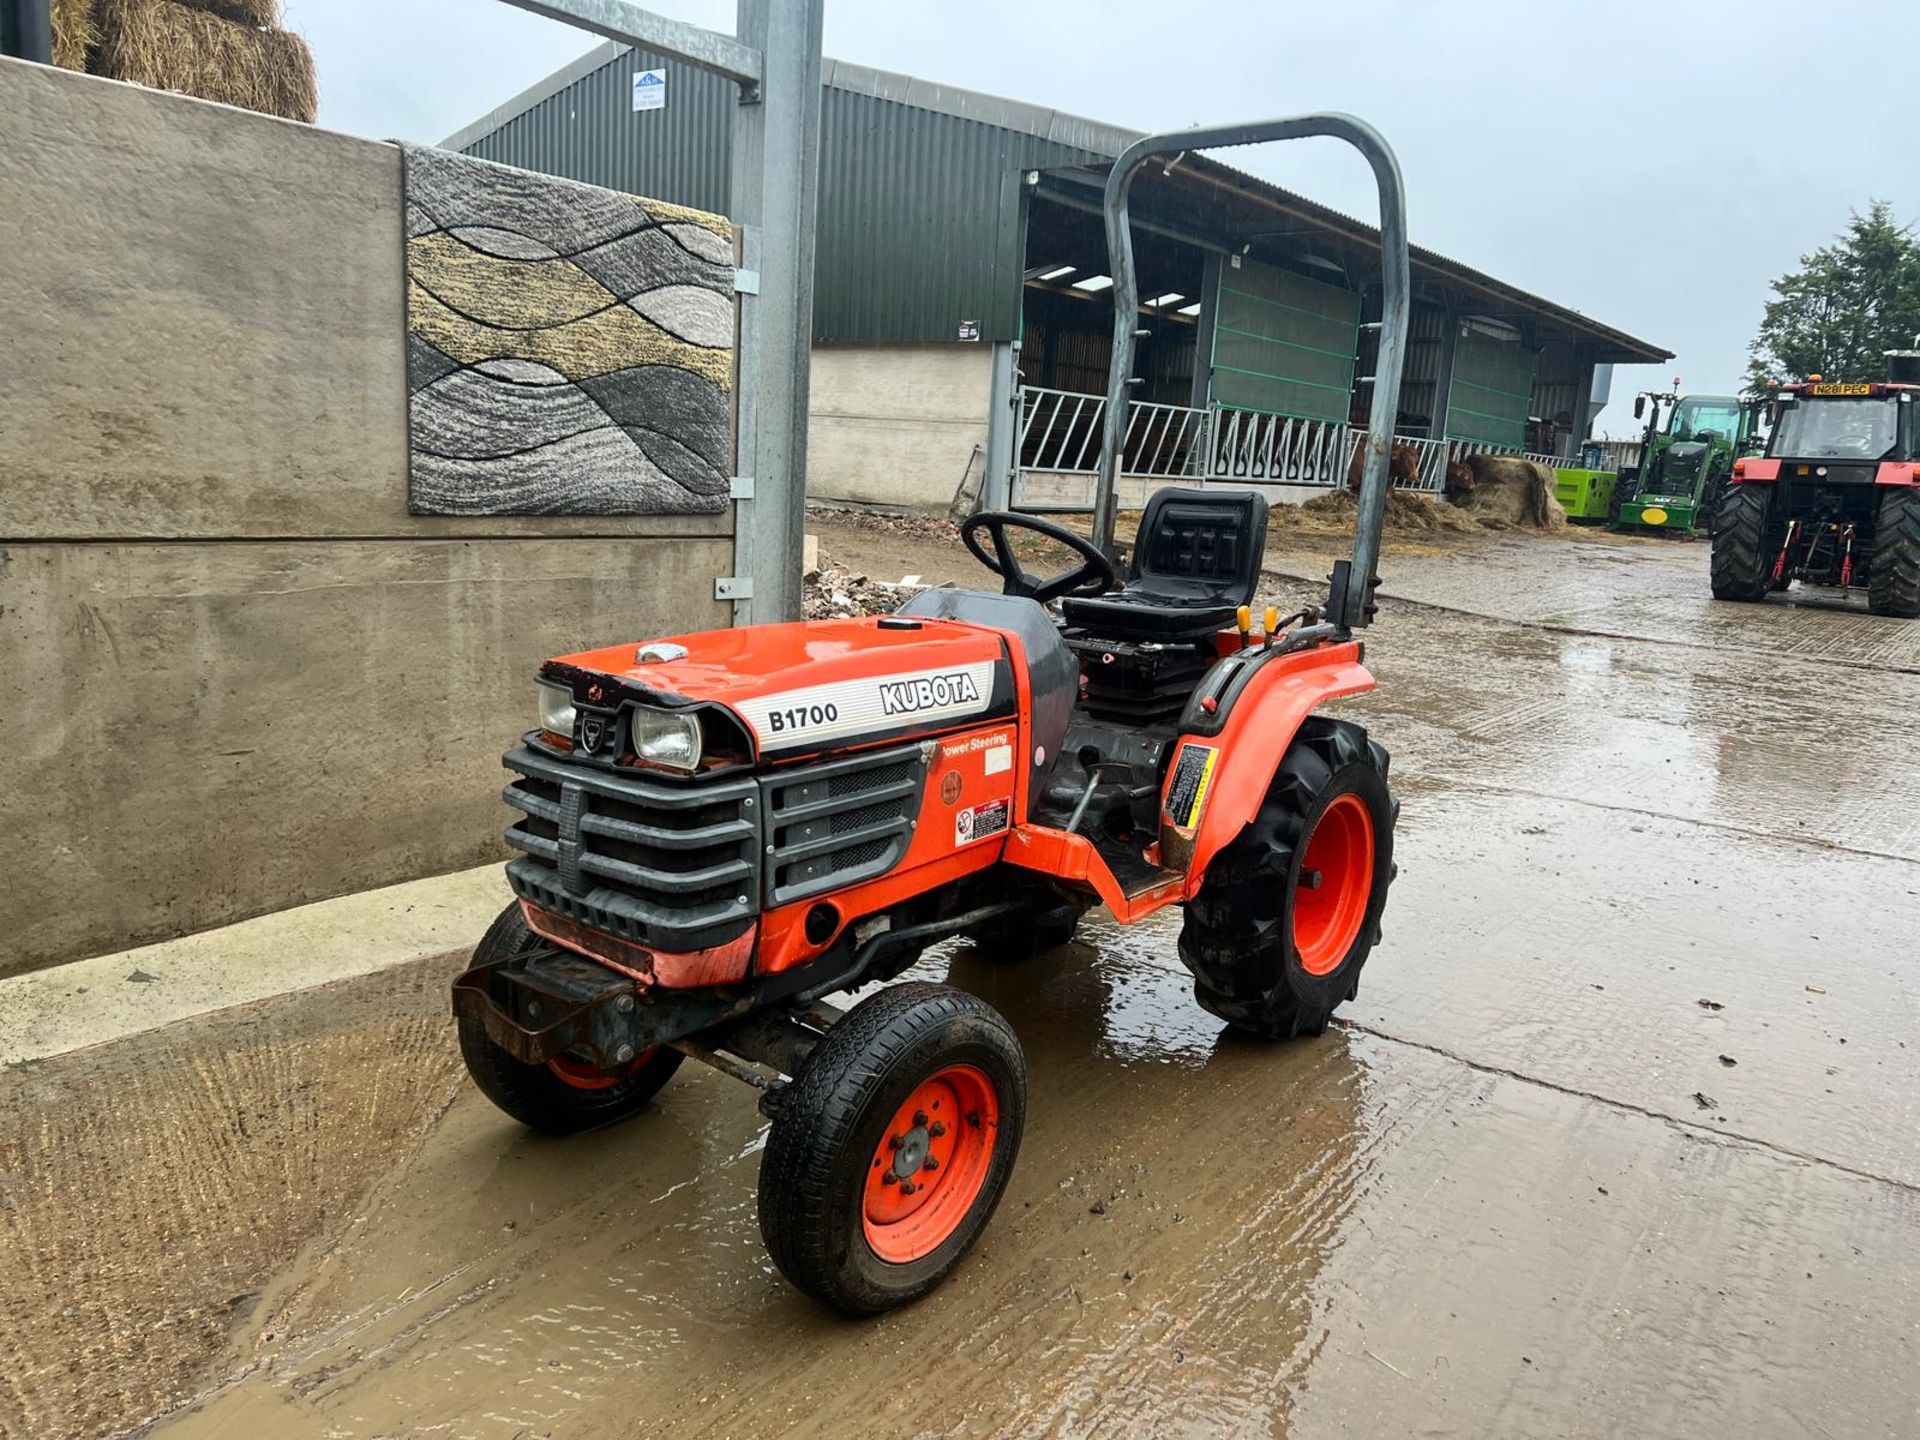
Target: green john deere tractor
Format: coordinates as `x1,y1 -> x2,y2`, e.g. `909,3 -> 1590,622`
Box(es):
1611,390 -> 1759,537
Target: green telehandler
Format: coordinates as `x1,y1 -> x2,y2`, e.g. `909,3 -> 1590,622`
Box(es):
1611,389 -> 1759,537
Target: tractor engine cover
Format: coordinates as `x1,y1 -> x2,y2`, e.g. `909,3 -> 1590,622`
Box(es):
547,617 -> 1016,761
502,615 -> 1031,985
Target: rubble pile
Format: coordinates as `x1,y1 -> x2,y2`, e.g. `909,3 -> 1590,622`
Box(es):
803,557 -> 921,619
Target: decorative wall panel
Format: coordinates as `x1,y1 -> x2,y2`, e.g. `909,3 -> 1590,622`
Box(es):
402,144 -> 734,515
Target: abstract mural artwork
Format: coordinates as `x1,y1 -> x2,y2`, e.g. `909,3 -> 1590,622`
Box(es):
402,144 -> 734,516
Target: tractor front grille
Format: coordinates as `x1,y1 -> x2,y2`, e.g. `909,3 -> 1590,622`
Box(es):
762,744 -> 926,906
503,738 -> 929,953
503,745 -> 760,953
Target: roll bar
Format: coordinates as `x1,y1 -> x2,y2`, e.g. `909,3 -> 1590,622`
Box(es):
1093,114 -> 1411,634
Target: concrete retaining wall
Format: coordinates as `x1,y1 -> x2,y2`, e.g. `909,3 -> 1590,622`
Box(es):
807,343 -> 993,511
0,60 -> 731,975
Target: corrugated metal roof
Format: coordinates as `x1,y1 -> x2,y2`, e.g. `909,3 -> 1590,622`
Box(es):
445,46 -> 1669,362
1149,151 -> 1669,363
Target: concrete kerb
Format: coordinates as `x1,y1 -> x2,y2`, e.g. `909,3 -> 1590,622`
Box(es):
0,865 -> 510,1068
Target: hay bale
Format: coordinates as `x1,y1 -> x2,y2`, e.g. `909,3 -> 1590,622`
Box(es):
1451,455 -> 1567,530
51,0 -> 95,69
94,0 -> 316,123
181,0 -> 282,25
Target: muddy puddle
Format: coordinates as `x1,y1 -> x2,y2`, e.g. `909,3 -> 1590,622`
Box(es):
154,959 -> 1920,1438
158,776 -> 1920,1438
7,520 -> 1918,1439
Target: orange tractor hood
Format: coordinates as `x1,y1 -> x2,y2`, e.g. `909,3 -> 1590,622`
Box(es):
544,615 -> 1015,758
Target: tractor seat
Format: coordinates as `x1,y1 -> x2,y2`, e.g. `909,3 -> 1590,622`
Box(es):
1060,488 -> 1270,642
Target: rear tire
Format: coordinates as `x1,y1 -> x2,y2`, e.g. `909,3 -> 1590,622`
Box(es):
1868,489 -> 1920,618
759,982 -> 1026,1315
1710,484 -> 1773,602
457,903 -> 682,1135
1178,718 -> 1397,1040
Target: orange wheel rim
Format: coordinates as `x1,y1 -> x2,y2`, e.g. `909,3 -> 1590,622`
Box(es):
546,1049 -> 653,1091
1292,793 -> 1375,977
862,1064 -> 1000,1263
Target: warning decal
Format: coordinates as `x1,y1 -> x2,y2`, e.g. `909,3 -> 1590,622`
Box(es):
1164,743 -> 1218,830
956,797 -> 1011,846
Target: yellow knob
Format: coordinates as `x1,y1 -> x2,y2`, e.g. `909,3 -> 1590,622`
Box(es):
1236,604 -> 1252,633
1263,605 -> 1279,646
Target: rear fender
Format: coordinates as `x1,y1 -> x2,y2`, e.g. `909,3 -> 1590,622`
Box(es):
1730,458 -> 1780,484
1159,642 -> 1375,898
1874,462 -> 1920,486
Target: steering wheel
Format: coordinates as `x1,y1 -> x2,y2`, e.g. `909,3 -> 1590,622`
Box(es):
960,511 -> 1118,606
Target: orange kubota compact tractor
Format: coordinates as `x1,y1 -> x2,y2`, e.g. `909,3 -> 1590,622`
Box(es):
452,114 -> 1412,1313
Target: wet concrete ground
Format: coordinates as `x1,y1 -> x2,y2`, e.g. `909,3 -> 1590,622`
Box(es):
7,521 -> 1918,1438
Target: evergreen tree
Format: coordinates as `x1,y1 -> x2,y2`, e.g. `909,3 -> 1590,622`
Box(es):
1747,202 -> 1920,390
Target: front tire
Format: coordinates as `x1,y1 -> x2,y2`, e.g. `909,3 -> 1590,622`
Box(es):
759,982 -> 1026,1315
1178,718 -> 1397,1040
1710,484 -> 1773,602
1609,468 -> 1638,526
1697,461 -> 1730,538
457,903 -> 682,1135
1868,488 -> 1920,618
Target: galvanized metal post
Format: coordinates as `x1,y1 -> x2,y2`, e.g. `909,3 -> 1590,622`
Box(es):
729,0 -> 823,623
1429,308 -> 1459,445
1188,254 -> 1223,488
1187,254 -> 1222,414
1566,353 -> 1598,460
500,0 -> 763,89
982,340 -> 1018,511
1095,114 -> 1410,632
495,0 -> 820,625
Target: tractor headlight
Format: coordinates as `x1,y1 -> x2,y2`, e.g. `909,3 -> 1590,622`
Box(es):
536,682 -> 575,740
630,707 -> 702,772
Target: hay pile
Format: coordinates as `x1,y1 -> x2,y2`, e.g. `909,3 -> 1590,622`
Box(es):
50,0 -> 316,124
1284,486 -> 1484,535
1449,455 -> 1567,531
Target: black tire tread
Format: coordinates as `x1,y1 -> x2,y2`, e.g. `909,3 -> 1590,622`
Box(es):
1711,483 -> 1772,602
1609,468 -> 1637,526
759,982 -> 1025,1315
1178,717 -> 1397,1040
1868,488 -> 1920,618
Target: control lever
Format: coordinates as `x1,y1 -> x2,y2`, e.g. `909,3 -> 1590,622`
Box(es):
1064,748 -> 1155,835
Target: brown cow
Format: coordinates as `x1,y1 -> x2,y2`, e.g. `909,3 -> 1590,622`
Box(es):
1345,437 -> 1421,491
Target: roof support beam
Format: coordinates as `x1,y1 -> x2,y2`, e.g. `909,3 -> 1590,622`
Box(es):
497,0 -> 764,94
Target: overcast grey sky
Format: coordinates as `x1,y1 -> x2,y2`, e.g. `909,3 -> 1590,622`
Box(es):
289,0 -> 1920,436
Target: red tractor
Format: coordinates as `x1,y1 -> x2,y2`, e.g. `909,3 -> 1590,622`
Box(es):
452,114 -> 1412,1313
1712,372 -> 1920,617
